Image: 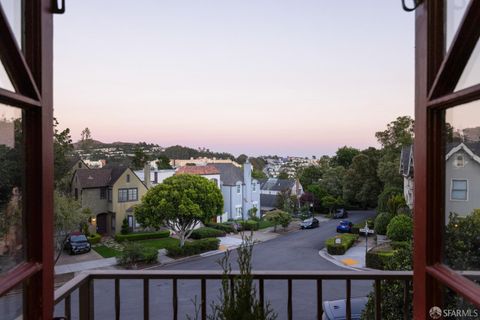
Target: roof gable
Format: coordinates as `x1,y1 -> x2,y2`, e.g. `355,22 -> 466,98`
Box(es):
260,178 -> 296,191
445,142 -> 480,165
208,163 -> 243,185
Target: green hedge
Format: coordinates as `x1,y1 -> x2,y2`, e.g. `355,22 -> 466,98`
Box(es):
366,251 -> 395,270
374,213 -> 393,236
390,241 -> 410,250
352,219 -> 375,235
167,238 -> 220,258
117,242 -> 159,265
240,220 -> 259,231
115,230 -> 170,242
190,227 -> 226,239
205,223 -> 237,234
88,233 -> 101,244
325,234 -> 359,255
386,214 -> 413,242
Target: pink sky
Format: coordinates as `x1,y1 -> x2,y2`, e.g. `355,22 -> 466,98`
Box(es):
53,1 -> 415,157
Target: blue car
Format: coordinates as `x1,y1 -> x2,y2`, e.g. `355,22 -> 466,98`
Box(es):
336,220 -> 353,233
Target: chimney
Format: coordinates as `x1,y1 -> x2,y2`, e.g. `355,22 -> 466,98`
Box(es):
244,160 -> 252,185
144,163 -> 151,189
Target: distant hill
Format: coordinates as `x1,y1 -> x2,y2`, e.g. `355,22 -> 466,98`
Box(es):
463,127 -> 480,142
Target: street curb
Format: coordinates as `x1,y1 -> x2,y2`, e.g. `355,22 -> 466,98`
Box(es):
318,249 -> 367,272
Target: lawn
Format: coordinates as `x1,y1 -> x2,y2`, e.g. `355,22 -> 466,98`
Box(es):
137,237 -> 180,250
258,220 -> 274,230
93,245 -> 121,258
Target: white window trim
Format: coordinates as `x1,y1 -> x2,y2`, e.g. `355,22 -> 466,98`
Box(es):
235,205 -> 243,218
455,154 -> 465,168
450,179 -> 469,202
236,184 -> 242,194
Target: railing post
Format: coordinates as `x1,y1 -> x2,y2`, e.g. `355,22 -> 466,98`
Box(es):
144,279 -> 149,320
259,278 -> 264,313
346,279 -> 351,320
288,278 -> 293,320
115,279 -> 120,320
64,295 -> 71,320
79,278 -> 94,320
375,279 -> 381,320
403,280 -> 409,320
317,279 -> 323,320
173,278 -> 178,320
201,278 -> 206,320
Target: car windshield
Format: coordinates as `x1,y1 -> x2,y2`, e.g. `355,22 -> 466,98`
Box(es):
340,221 -> 349,225
303,218 -> 312,223
70,235 -> 88,242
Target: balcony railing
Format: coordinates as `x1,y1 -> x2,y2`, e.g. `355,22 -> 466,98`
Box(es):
53,270 -> 413,320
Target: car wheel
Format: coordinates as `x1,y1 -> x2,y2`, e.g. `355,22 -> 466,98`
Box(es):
69,249 -> 75,255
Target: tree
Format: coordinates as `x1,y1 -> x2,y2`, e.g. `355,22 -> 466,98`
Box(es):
80,127 -> 93,151
134,174 -> 223,247
331,146 -> 360,168
236,154 -> 248,165
298,165 -> 324,189
121,217 -> 130,235
156,155 -> 172,169
251,169 -> 267,179
263,209 -> 291,232
276,189 -> 297,213
131,147 -> 149,170
321,195 -> 337,214
343,154 -> 382,208
53,118 -> 74,190
377,152 -> 403,190
445,210 -> 480,270
277,171 -> 289,179
319,166 -> 345,198
375,116 -> 414,152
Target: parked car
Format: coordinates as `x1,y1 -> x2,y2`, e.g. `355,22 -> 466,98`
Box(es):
333,208 -> 348,219
322,297 -> 368,320
64,232 -> 91,255
336,220 -> 353,233
300,217 -> 320,229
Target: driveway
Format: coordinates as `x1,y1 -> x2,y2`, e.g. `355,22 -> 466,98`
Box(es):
51,210 -> 376,320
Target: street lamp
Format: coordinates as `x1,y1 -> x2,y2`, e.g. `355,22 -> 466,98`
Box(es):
310,202 -> 314,217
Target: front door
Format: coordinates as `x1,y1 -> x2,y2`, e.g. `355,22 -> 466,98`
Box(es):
96,213 -> 108,234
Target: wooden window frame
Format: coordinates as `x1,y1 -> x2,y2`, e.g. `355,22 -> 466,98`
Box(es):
0,1 -> 54,319
414,0 -> 480,317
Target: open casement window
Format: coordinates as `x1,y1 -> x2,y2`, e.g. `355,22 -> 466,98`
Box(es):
0,0 -> 54,319
414,0 -> 480,317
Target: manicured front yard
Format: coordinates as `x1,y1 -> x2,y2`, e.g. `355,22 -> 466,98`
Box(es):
93,245 -> 121,258
137,237 -> 180,250
257,220 -> 274,230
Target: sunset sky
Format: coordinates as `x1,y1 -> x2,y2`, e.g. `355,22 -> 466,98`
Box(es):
53,1 -> 415,157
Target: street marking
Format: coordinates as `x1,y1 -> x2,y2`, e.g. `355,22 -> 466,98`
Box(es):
341,258 -> 359,266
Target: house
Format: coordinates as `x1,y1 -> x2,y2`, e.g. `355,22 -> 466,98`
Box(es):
70,166 -> 148,234
170,157 -> 241,168
134,166 -> 176,187
207,162 -> 260,221
401,142 -> 480,221
259,178 -> 304,213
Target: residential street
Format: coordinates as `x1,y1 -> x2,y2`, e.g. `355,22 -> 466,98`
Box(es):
50,210 -> 376,320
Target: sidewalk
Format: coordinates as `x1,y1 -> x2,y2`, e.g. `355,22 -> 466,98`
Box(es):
319,236 -> 376,270
55,257 -> 117,275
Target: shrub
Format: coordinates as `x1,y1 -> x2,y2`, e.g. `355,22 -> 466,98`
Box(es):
120,217 -> 130,235
263,210 -> 291,232
386,214 -> 413,241
167,238 -> 220,258
325,234 -> 358,255
240,220 -> 259,231
390,241 -> 410,250
117,242 -> 159,265
206,223 -> 237,234
115,230 -> 170,242
445,210 -> 480,270
87,233 -> 101,245
377,187 -> 402,213
374,213 -> 393,235
190,227 -> 226,239
366,250 -> 395,270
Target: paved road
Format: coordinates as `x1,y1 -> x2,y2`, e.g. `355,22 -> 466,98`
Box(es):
51,210 -> 376,320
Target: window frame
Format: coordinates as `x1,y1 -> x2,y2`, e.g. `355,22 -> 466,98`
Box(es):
450,179 -> 468,201
414,0 -> 480,316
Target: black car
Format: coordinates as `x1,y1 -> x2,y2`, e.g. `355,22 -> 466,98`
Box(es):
300,217 -> 319,229
65,233 -> 91,255
333,208 -> 348,219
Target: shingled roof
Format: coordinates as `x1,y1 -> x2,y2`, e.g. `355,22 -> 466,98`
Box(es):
176,166 -> 220,175
259,178 -> 296,191
75,167 -> 128,189
208,163 -> 244,185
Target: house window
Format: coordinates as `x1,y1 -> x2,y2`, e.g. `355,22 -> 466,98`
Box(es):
75,188 -> 78,201
451,179 -> 468,201
107,188 -> 112,202
252,182 -> 256,192
128,188 -> 138,201
237,185 -> 241,194
100,188 -> 106,199
126,174 -> 130,183
118,189 -> 129,202
455,155 -> 465,167
236,207 -> 242,218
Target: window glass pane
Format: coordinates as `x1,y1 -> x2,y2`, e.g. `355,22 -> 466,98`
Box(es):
445,0 -> 471,50
444,100 -> 480,271
455,38 -> 480,91
0,0 -> 23,48
444,288 -> 480,318
0,104 -> 25,276
0,283 -> 24,319
0,60 -> 15,92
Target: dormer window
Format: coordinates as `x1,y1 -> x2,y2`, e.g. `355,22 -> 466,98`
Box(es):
455,155 -> 465,168
237,185 -> 241,194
